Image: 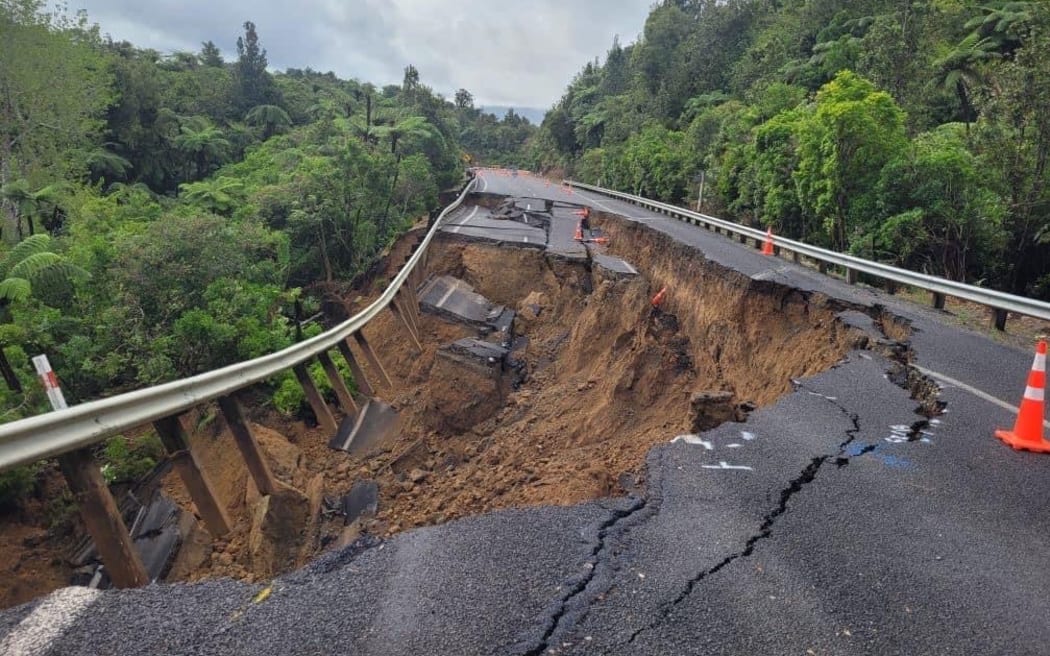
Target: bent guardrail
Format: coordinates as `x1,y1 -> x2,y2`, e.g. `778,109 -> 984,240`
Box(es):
0,177 -> 476,587
568,180 -> 1050,328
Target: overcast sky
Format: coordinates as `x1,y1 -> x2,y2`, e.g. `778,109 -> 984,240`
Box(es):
71,0 -> 654,109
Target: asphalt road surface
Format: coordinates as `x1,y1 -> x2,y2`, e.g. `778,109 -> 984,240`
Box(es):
3,169 -> 1049,656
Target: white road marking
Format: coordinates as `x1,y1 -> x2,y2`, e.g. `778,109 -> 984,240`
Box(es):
0,587 -> 100,656
450,206 -> 479,234
741,431 -> 757,441
913,364 -> 1050,429
574,191 -> 618,214
478,175 -> 488,193
702,461 -> 754,471
435,283 -> 458,309
672,435 -> 713,449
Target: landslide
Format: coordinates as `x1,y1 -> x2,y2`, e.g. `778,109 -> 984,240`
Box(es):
312,226 -> 868,540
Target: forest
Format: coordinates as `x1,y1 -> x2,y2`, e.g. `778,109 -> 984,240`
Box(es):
531,0 -> 1050,300
0,0 -> 534,499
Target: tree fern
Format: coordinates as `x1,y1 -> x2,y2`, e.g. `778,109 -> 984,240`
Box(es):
0,278 -> 32,304
1,235 -> 52,277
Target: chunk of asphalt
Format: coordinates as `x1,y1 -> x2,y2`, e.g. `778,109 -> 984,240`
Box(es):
341,480 -> 379,525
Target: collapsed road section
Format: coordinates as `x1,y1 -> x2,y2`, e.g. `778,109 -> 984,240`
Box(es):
309,193 -> 911,549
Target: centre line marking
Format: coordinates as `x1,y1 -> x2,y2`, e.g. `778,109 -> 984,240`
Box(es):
913,364 -> 1050,429
450,206 -> 479,234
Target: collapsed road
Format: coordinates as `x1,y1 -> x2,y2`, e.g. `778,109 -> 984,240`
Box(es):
2,168 -> 1049,656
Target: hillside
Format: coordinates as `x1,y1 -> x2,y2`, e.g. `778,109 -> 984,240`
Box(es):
0,5 -> 532,504
531,0 -> 1050,300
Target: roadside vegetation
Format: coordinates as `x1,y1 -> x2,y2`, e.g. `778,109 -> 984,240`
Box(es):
530,0 -> 1050,300
0,0 -> 533,504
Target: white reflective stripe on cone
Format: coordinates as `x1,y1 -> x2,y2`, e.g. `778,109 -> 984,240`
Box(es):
1024,386 -> 1045,402
1033,353 -> 1046,373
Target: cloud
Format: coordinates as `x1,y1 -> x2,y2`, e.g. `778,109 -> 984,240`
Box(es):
71,0 -> 653,108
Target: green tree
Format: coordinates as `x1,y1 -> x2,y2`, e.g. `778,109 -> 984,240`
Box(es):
245,104 -> 292,140
200,40 -> 224,67
172,117 -> 232,180
0,234 -> 87,391
234,21 -> 276,113
794,70 -> 908,249
0,0 -> 112,242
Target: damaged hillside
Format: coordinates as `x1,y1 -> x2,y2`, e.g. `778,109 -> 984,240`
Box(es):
299,194 -> 925,551
0,192 -> 934,605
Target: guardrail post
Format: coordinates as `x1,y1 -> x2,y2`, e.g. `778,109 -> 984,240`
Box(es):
338,339 -> 375,397
818,261 -> 828,275
932,292 -> 946,310
738,233 -> 748,245
58,450 -> 150,588
791,251 -> 801,264
353,331 -> 394,388
317,350 -> 358,414
846,268 -> 859,285
992,309 -> 1009,332
390,297 -> 423,353
153,415 -> 231,537
402,292 -> 424,343
293,362 -> 338,434
217,395 -> 279,496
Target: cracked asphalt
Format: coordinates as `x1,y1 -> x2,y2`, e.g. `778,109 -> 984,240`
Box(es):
3,169 -> 1049,655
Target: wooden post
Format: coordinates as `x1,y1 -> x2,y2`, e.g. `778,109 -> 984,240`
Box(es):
390,299 -> 423,353
294,363 -> 338,434
846,268 -> 859,285
218,395 -> 279,496
396,289 -> 421,337
318,350 -> 358,414
338,339 -> 375,397
792,250 -> 801,264
738,233 -> 748,245
353,332 -> 393,388
153,416 -> 231,537
58,450 -> 149,588
402,287 -> 423,333
992,308 -> 1009,332
932,292 -> 946,310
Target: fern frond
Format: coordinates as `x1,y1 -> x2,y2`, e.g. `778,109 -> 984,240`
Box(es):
2,235 -> 53,276
0,278 -> 32,303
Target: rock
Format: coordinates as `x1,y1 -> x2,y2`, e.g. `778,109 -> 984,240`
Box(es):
408,468 -> 428,483
248,487 -> 310,578
254,425 -> 307,489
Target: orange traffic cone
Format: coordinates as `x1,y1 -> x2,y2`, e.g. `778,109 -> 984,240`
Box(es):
996,341 -> 1049,453
651,286 -> 667,308
574,220 -> 584,241
762,228 -> 775,256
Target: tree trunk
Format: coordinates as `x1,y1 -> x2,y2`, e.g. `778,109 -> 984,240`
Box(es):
0,345 -> 23,393
380,155 -> 402,237
1,136 -> 21,245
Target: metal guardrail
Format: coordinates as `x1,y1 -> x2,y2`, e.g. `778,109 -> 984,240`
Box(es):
0,178 -> 478,472
568,180 -> 1050,324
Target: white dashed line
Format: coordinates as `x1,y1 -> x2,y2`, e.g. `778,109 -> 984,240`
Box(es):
450,206 -> 479,234
0,587 -> 100,656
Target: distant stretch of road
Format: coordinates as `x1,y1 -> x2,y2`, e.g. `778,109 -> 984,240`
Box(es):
2,169 -> 1048,656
